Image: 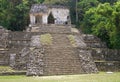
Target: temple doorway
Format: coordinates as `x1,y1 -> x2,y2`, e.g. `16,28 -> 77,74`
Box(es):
48,12 -> 55,24
35,15 -> 42,24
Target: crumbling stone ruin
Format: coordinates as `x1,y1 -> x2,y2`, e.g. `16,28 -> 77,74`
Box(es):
82,35 -> 120,71
29,4 -> 71,25
0,4 -> 120,76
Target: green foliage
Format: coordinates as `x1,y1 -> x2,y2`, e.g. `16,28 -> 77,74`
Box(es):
78,0 -> 120,49
98,0 -> 118,4
0,0 -> 44,31
44,0 -> 69,5
0,0 -> 13,29
77,0 -> 99,22
82,2 -> 120,49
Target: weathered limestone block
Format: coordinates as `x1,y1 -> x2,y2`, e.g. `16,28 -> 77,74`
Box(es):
27,35 -> 44,76
10,47 -> 30,70
9,54 -> 16,68
78,49 -> 98,73
29,25 -> 71,33
75,35 -> 87,48
0,32 -> 8,48
30,35 -> 41,48
67,35 -> 86,48
91,49 -> 105,61
8,32 -> 31,40
26,48 -> 44,76
95,61 -> 120,71
82,34 -> 107,48
0,50 -> 9,65
92,49 -> 120,61
8,32 -> 31,48
82,34 -> 100,41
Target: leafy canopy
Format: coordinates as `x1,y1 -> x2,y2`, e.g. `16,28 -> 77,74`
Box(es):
82,2 -> 120,48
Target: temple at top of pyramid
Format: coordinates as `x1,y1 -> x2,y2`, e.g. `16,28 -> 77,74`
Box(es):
29,4 -> 71,25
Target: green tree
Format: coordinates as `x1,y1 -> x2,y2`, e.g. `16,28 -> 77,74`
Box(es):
0,0 -> 13,29
44,0 -> 69,5
0,0 -> 44,31
77,0 -> 99,25
82,2 -> 120,49
98,0 -> 118,4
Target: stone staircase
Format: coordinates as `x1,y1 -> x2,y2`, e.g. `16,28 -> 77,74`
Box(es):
26,25 -> 98,76
43,34 -> 84,75
52,34 -> 71,47
44,47 -> 83,75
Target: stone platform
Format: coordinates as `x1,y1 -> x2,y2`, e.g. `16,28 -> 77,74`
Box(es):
0,25 -> 119,76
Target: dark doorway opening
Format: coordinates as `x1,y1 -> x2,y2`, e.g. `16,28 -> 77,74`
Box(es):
35,15 -> 42,24
48,12 -> 55,24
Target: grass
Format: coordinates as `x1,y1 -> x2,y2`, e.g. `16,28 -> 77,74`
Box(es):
0,72 -> 120,82
68,35 -> 77,47
40,34 -> 53,45
0,66 -> 26,75
0,66 -> 14,73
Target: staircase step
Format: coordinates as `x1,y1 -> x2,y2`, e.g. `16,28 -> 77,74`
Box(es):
43,45 -> 83,75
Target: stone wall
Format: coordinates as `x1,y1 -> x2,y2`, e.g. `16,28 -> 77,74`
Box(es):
77,48 -> 98,73
92,49 -> 120,72
27,24 -> 72,33
95,61 -> 120,71
0,50 -> 9,65
82,34 -> 120,72
82,34 -> 107,48
8,32 -> 31,48
51,8 -> 70,24
0,30 -> 8,48
92,49 -> 120,61
0,27 -> 9,65
7,32 -> 31,70
27,48 -> 44,76
11,48 -> 30,70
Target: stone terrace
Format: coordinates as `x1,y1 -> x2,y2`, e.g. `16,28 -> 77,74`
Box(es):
0,25 -> 119,75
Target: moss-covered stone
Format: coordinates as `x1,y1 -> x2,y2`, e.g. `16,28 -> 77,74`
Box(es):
0,66 -> 14,73
40,34 -> 53,45
68,35 -> 77,47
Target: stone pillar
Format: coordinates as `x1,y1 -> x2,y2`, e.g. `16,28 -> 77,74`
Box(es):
9,54 -> 16,68
30,14 -> 35,25
42,14 -> 48,24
